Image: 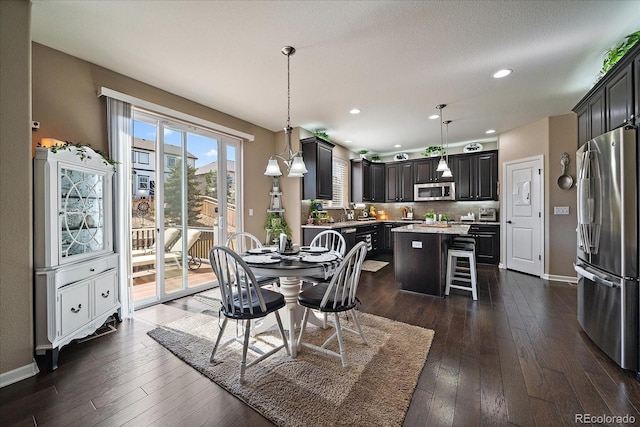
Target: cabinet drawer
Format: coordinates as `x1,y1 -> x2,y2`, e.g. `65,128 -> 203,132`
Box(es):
94,269 -> 118,317
55,254 -> 118,288
59,281 -> 91,336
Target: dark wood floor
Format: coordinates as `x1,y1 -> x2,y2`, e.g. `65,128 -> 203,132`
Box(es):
2,253 -> 639,426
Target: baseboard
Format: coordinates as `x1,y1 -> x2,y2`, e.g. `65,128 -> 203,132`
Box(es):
542,273 -> 578,283
0,359 -> 40,388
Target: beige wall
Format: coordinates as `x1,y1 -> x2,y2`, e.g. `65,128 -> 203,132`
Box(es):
32,43 -> 278,240
498,114 -> 577,278
548,114 -> 578,277
0,0 -> 34,376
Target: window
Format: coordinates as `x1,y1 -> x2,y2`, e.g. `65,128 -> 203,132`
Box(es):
138,175 -> 149,190
332,157 -> 348,208
166,156 -> 177,168
138,152 -> 150,165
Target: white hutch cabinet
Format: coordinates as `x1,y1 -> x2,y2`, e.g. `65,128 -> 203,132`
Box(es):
34,146 -> 120,370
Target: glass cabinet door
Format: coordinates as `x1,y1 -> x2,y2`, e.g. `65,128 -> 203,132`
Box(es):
59,166 -> 107,259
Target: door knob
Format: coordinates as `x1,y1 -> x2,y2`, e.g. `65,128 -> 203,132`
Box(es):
507,220 -> 513,224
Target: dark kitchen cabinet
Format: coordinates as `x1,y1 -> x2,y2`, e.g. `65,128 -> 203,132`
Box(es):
575,89 -> 605,147
414,157 -> 454,183
386,162 -> 414,202
351,159 -> 384,202
382,222 -> 404,251
635,51 -> 640,125
574,42 -> 640,147
370,163 -> 385,202
605,63 -> 633,132
453,150 -> 498,201
469,224 -> 500,265
301,137 -> 334,200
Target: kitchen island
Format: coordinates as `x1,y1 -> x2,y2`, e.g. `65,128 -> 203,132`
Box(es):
392,224 -> 471,296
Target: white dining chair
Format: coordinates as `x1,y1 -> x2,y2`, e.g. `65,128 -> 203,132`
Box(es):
208,246 -> 289,383
225,232 -> 278,287
303,229 -> 347,327
296,241 -> 368,368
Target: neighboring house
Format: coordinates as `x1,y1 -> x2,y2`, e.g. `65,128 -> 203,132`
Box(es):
194,160 -> 236,199
132,137 -> 197,199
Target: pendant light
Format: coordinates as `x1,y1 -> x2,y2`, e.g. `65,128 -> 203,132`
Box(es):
264,46 -> 307,178
442,119 -> 453,178
435,104 -> 449,172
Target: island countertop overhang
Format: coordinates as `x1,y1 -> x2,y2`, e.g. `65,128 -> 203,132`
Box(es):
391,224 -> 471,235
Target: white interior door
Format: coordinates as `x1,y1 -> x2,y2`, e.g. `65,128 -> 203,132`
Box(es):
504,156 -> 543,276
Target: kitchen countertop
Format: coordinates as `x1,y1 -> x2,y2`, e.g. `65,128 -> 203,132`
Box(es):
392,224 -> 471,235
301,219 -> 498,229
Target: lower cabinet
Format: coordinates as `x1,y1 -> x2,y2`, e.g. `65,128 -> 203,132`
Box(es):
35,253 -> 120,370
469,224 -> 500,265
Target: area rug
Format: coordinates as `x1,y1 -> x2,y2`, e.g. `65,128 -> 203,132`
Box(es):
148,310 -> 434,426
192,287 -> 223,310
361,260 -> 389,272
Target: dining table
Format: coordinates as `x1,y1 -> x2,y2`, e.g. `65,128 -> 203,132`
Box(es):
241,246 -> 341,357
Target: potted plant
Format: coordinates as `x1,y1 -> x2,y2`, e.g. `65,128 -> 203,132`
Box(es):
422,146 -> 444,157
424,210 -> 436,224
358,149 -> 368,159
370,153 -> 381,162
265,212 -> 290,244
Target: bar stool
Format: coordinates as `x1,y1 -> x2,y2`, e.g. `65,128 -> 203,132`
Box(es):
445,238 -> 478,300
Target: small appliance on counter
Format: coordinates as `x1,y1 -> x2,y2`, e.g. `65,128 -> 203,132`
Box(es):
478,207 -> 497,221
460,212 -> 475,221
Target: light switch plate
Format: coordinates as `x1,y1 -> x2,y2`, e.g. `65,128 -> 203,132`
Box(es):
554,206 -> 569,215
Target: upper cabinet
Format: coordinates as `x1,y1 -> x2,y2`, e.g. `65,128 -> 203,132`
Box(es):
453,150 -> 498,201
301,137 -> 334,200
371,162 -> 385,202
413,157 -> 454,183
351,158 -> 384,202
573,42 -> 640,147
386,162 -> 414,202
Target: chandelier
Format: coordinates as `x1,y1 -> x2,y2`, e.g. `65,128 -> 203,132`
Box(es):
442,119 -> 453,178
434,104 -> 452,177
264,46 -> 308,178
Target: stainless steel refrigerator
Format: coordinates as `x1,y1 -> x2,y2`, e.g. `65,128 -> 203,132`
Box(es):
575,127 -> 639,373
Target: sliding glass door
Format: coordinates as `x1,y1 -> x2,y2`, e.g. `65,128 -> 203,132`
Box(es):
130,111 -> 240,308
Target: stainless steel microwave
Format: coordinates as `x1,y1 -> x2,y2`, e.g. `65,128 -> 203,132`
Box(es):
414,182 -> 455,201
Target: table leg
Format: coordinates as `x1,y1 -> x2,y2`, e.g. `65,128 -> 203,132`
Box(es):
278,276 -> 302,357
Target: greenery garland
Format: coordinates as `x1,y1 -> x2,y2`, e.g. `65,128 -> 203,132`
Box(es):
601,30 -> 640,76
38,140 -> 118,168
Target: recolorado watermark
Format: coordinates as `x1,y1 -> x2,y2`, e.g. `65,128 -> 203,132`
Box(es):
575,413 -> 636,424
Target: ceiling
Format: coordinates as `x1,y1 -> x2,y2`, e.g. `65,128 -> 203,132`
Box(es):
31,1 -> 640,155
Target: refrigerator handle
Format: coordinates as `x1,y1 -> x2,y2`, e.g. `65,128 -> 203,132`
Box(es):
574,264 -> 619,288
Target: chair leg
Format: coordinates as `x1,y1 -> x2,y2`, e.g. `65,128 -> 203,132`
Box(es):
239,319 -> 252,383
445,252 -> 454,296
333,313 -> 348,368
351,310 -> 368,345
210,317 -> 228,363
274,310 -> 290,355
296,308 -> 311,351
470,253 -> 478,301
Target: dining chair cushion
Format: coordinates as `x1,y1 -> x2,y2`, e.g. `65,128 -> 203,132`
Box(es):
298,282 -> 356,313
225,288 -> 286,320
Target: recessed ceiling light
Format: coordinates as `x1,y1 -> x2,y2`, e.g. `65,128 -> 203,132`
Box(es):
345,140 -> 352,144
350,108 -> 361,115
493,69 -> 512,79
394,144 -> 402,148
429,114 -> 440,120
485,129 -> 496,134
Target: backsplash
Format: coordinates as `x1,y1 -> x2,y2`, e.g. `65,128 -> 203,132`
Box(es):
301,200 -> 499,223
